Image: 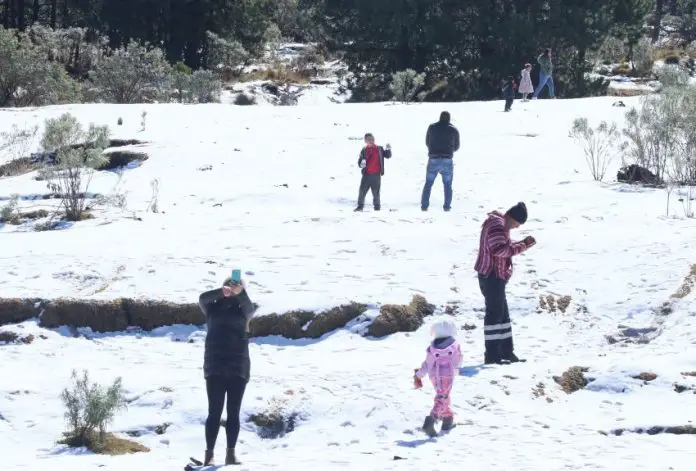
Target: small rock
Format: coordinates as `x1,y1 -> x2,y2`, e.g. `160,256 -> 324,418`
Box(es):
631,372 -> 657,382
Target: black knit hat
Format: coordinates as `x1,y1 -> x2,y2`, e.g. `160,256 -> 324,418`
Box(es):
506,202 -> 528,224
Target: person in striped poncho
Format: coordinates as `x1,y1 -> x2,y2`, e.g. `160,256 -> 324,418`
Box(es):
474,202 -> 536,365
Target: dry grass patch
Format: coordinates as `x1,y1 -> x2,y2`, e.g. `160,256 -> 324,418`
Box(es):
537,294 -> 574,314
366,295 -> 435,338
59,431 -> 149,455
671,264 -> 696,300
0,157 -> 37,177
0,298 -> 42,326
40,299 -> 129,332
2,209 -> 50,225
631,372 -> 657,382
123,300 -> 202,330
247,394 -> 301,439
248,302 -> 366,339
240,67 -> 311,84
553,366 -> 591,394
681,371 -> 696,377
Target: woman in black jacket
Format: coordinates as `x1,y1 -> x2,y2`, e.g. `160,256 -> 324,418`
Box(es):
198,278 -> 256,466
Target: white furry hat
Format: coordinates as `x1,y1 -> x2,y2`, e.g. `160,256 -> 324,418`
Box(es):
431,318 -> 457,339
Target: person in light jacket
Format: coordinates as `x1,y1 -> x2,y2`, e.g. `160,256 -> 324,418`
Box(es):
198,277 -> 256,466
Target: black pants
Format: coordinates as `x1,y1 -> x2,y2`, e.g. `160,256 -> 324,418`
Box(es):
478,275 -> 514,362
504,98 -> 514,111
205,375 -> 247,450
357,173 -> 381,209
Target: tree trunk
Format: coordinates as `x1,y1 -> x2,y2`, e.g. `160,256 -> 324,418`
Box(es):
50,0 -> 56,28
17,0 -> 25,30
652,0 -> 663,42
61,0 -> 68,27
32,0 -> 39,23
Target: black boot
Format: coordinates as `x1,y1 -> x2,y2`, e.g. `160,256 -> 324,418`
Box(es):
441,416 -> 455,432
422,415 -> 437,438
354,205 -> 363,212
509,353 -> 526,363
374,205 -> 380,211
225,448 -> 241,465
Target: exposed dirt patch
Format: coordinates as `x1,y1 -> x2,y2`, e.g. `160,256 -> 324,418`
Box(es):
247,392 -> 302,439
681,371 -> 696,377
58,431 -> 149,455
1,209 -> 50,225
366,295 -> 435,338
0,331 -> 34,344
673,383 -> 696,394
99,151 -> 149,171
631,372 -> 657,382
602,425 -> 696,436
108,139 -> 147,148
531,381 -> 553,402
553,366 -> 592,394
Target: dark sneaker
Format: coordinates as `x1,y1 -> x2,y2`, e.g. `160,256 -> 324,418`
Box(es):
374,206 -> 381,211
443,207 -> 451,212
354,206 -> 363,212
441,416 -> 455,431
421,207 -> 428,212
422,415 -> 437,438
509,353 -> 526,363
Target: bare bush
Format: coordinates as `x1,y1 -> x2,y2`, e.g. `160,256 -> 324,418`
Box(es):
0,194 -> 19,222
0,124 -> 39,161
570,118 -> 619,182
38,113 -> 110,221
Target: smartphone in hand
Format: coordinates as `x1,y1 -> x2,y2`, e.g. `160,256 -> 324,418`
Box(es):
231,269 -> 242,285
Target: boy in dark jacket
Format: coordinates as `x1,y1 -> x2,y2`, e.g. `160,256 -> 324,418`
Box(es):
355,133 -> 392,212
502,76 -> 517,112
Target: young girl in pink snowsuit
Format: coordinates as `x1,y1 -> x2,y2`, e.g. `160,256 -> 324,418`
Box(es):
413,319 -> 463,437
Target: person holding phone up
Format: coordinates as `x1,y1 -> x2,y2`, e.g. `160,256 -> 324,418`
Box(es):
474,202 -> 536,365
198,270 -> 256,466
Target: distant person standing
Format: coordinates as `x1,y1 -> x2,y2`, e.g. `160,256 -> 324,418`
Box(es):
354,133 -> 392,212
474,202 -> 536,365
532,48 -> 555,99
421,112 -> 460,212
502,76 -> 517,112
518,63 -> 534,101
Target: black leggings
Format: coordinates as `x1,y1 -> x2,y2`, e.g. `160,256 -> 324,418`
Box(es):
205,375 -> 247,450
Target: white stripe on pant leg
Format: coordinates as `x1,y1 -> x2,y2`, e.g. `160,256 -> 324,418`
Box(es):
484,331 -> 513,341
484,322 -> 511,331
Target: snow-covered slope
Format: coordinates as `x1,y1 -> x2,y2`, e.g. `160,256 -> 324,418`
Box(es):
1,97 -> 695,470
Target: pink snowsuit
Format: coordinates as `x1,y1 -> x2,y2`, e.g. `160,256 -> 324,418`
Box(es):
415,337 -> 463,419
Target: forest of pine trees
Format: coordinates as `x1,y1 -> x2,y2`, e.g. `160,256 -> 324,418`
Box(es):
0,0 -> 694,103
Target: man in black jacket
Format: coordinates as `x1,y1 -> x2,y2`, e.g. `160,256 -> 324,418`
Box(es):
421,111 -> 460,211
198,278 -> 256,466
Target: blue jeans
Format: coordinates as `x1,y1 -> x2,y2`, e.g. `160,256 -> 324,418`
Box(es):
533,71 -> 554,98
421,158 -> 453,210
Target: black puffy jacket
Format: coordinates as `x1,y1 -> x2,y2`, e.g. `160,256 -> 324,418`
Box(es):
199,289 -> 256,381
426,122 -> 460,158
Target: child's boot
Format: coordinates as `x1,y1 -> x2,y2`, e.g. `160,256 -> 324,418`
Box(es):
203,449 -> 214,466
225,448 -> 241,465
441,416 -> 455,432
422,415 -> 437,438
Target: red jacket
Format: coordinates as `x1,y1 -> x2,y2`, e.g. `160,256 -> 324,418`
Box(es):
358,145 -> 392,176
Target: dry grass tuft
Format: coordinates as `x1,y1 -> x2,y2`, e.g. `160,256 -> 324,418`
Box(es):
99,151 -> 149,171
681,371 -> 696,377
631,372 -> 657,382
58,431 -> 149,455
247,395 -> 301,439
0,331 -> 34,344
366,295 -> 435,338
248,302 -> 366,339
553,366 -> 591,394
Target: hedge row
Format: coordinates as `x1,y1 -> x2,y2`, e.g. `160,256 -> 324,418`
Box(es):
0,295 -> 435,339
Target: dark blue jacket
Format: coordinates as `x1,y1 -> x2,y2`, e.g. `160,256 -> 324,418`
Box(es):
426,122 -> 460,158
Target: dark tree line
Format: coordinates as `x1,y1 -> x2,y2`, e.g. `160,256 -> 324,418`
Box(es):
0,0 -> 694,101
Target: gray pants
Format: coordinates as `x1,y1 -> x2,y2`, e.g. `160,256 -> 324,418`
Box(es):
357,173 -> 381,209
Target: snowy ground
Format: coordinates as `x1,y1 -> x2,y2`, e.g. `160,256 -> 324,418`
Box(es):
1,97 -> 696,470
